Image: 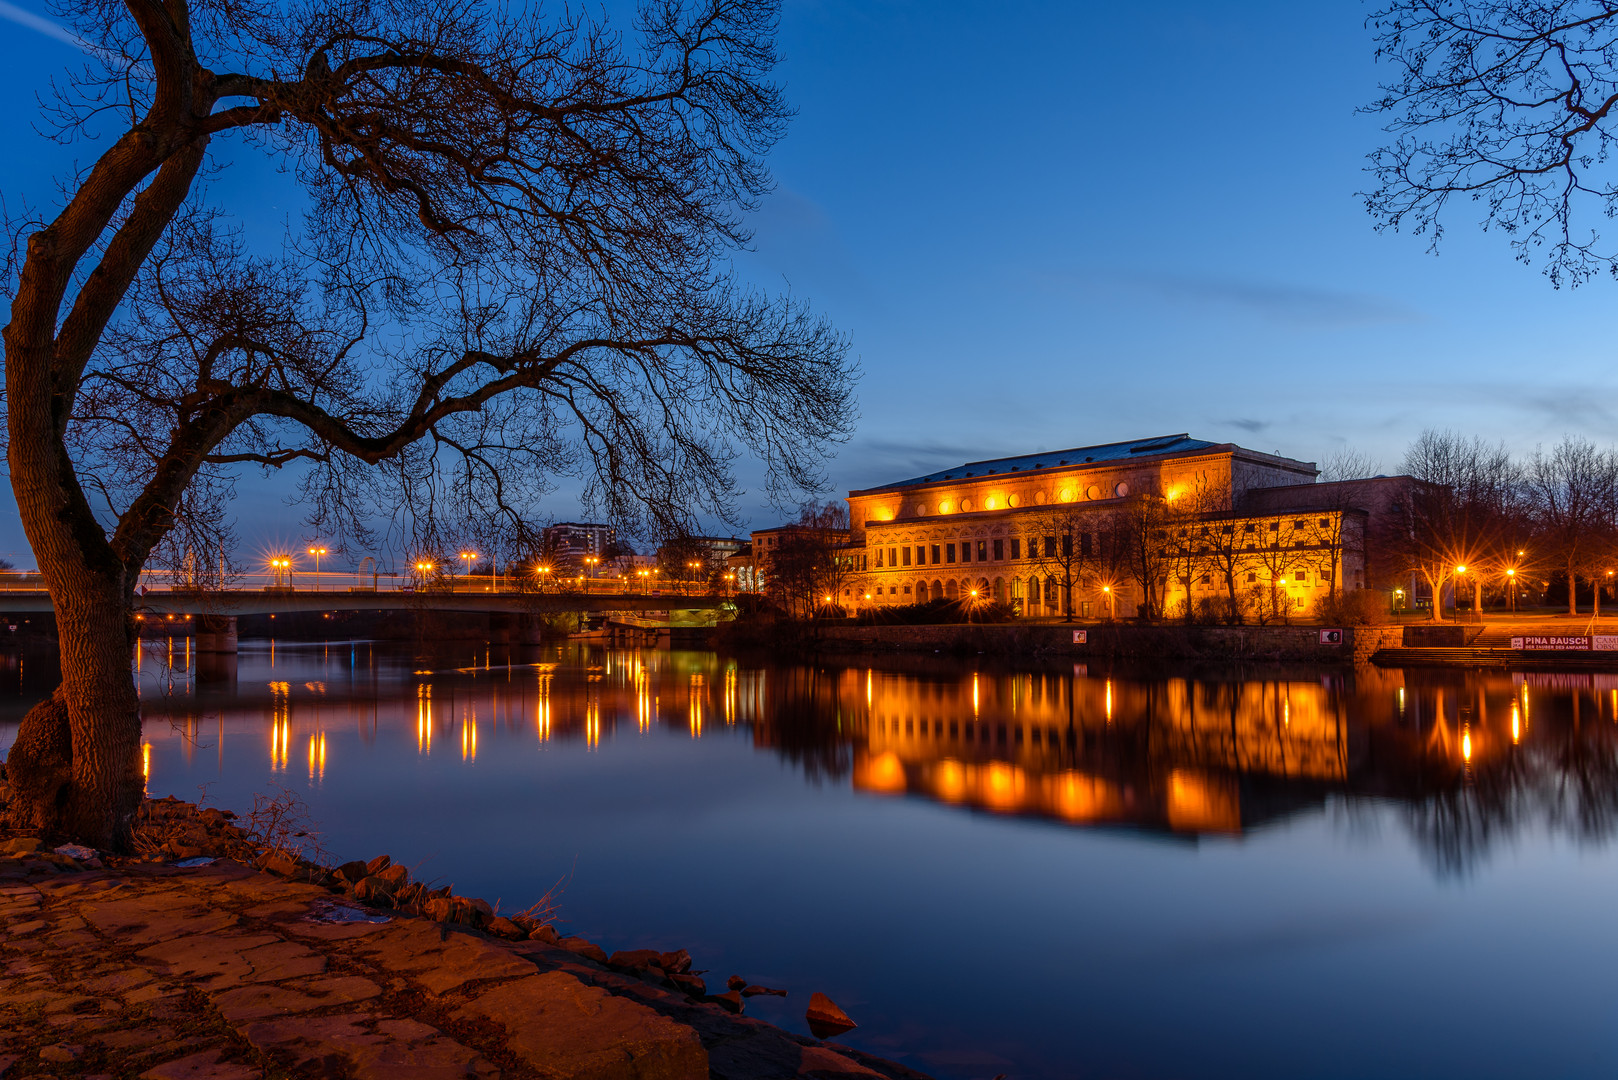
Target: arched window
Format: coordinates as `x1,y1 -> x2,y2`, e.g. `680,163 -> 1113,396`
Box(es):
993,577 -> 1006,602
931,580 -> 943,602
945,579 -> 959,600
1012,577 -> 1025,600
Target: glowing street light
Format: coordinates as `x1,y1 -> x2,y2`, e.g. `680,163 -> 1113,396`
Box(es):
307,545 -> 327,590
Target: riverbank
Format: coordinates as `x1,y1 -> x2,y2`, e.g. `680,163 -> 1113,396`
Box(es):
0,796 -> 929,1080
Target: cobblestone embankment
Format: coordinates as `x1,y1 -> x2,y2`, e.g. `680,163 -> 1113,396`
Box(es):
0,798 -> 928,1080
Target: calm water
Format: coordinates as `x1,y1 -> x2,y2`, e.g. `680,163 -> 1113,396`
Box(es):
3,640 -> 1618,1079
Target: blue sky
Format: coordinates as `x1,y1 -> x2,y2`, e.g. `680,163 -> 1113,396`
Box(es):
3,0 -> 1616,566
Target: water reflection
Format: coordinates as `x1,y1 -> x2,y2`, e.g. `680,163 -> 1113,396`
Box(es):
7,640 -> 1618,884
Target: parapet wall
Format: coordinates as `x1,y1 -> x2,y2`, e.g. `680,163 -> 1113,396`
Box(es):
807,622 -> 1398,663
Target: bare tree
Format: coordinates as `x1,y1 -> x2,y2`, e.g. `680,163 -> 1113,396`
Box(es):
1,0 -> 853,846
1365,2 -> 1618,287
1390,431 -> 1515,619
1525,435 -> 1618,615
1028,506 -> 1093,622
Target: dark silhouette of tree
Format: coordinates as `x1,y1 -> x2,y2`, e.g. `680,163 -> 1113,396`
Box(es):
1365,1 -> 1618,287
762,502 -> 851,618
1028,505 -> 1093,622
1,0 -> 853,846
1525,435 -> 1616,615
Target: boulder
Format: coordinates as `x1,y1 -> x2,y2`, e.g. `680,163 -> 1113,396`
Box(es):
608,949 -> 663,973
335,860 -> 370,884
709,990 -> 744,1014
556,937 -> 608,964
423,898 -> 454,922
742,985 -> 788,998
528,925 -> 560,945
669,973 -> 706,998
1,836 -> 43,856
352,876 -> 394,906
485,917 -> 526,940
727,975 -> 747,992
805,992 -> 857,1039
658,949 -> 692,975
377,864 -> 410,889
257,851 -> 299,877
365,854 -> 392,875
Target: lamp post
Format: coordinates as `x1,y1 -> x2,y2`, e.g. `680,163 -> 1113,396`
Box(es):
458,550 -> 478,591
269,556 -> 291,589
1455,565 -> 1466,623
688,560 -> 702,597
535,564 -> 552,593
307,545 -> 327,591
583,555 -> 599,594
414,559 -> 435,590
1102,583 -> 1115,621
1505,568 -> 1516,614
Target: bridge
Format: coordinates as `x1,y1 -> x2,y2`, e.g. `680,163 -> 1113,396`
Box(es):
0,573 -> 731,651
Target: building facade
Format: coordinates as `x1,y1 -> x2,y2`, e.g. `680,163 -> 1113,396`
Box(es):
835,434 -> 1411,619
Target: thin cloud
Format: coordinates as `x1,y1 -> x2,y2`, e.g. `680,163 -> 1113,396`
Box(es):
1223,418 -> 1271,434
0,0 -> 94,53
1041,269 -> 1424,328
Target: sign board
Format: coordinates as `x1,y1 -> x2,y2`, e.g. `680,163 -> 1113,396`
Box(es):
1318,629 -> 1344,645
1071,629 -> 1088,645
1511,635 -> 1596,651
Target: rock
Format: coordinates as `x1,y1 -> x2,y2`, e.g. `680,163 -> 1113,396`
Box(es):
742,985 -> 788,997
256,851 -> 299,877
658,948 -> 692,974
528,925 -> 559,945
608,948 -> 663,972
449,897 -> 487,928
365,854 -> 391,875
640,966 -> 669,987
1,836 -> 43,856
423,898 -> 454,922
485,917 -> 526,940
394,882 -> 424,906
334,860 -> 369,884
806,992 -> 857,1038
669,973 -> 706,997
556,937 -> 608,964
468,897 -> 494,919
39,1044 -> 83,1062
709,990 -> 744,1014
352,876 -> 393,907
377,863 -> 409,889
727,974 -> 747,991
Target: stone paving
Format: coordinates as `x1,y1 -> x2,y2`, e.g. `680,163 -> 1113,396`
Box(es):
0,843 -> 931,1079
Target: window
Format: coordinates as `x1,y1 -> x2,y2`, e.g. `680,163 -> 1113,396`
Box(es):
903,585 -> 911,594
946,544 -> 957,563
1295,570 -> 1308,581
1200,573 -> 1211,584
1244,523 -> 1255,533
1080,601 -> 1092,618
1010,538 -> 1021,559
931,544 -> 941,564
1294,519 -> 1305,529
1247,572 -> 1257,583
1319,517 -> 1330,528
902,547 -> 912,567
1061,535 -> 1072,557
875,548 -> 884,568
1045,578 -> 1058,603
1081,532 -> 1093,556
1322,570 -> 1333,581
962,542 -> 973,563
993,539 -> 1004,560
976,540 -> 988,561
1269,522 -> 1279,531
1044,536 -> 1057,558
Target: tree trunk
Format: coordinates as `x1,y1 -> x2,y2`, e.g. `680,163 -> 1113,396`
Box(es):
6,597 -> 141,849
1569,558 -> 1578,615
1473,575 -> 1483,619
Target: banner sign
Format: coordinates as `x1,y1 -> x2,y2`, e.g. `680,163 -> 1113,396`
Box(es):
1508,635 -> 1618,651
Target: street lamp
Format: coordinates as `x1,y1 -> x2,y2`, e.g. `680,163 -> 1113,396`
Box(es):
268,556 -> 291,589
1455,565 -> 1467,622
458,550 -> 478,590
307,545 -> 327,590
1506,568 -> 1517,614
1102,583 -> 1116,620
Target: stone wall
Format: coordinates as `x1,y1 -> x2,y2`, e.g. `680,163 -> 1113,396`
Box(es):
809,622 -> 1395,663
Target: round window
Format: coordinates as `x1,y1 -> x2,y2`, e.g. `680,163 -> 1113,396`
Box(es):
1033,491 -> 1048,505
960,497 -> 974,512
1085,484 -> 1100,500
1115,481 -> 1130,497
1059,488 -> 1075,502
938,500 -> 953,514
1008,493 -> 1021,508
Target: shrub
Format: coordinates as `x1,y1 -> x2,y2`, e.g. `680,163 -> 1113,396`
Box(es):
1314,589 -> 1390,626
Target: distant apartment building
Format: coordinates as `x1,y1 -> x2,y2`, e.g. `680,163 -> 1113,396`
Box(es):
541,522 -> 616,569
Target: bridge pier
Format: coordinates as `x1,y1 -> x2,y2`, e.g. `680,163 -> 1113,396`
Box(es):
491,612 -> 548,646
196,615 -> 238,654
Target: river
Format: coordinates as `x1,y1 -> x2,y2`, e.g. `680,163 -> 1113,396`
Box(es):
3,639 -> 1617,1079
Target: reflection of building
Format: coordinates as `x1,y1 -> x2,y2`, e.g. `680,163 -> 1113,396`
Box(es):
846,667 -> 1357,835
839,433 -> 1413,617
541,522 -> 616,569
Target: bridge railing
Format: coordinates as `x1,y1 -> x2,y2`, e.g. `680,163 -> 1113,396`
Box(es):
0,568 -> 730,601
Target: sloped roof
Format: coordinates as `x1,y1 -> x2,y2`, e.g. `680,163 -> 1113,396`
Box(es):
854,434 -> 1221,494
